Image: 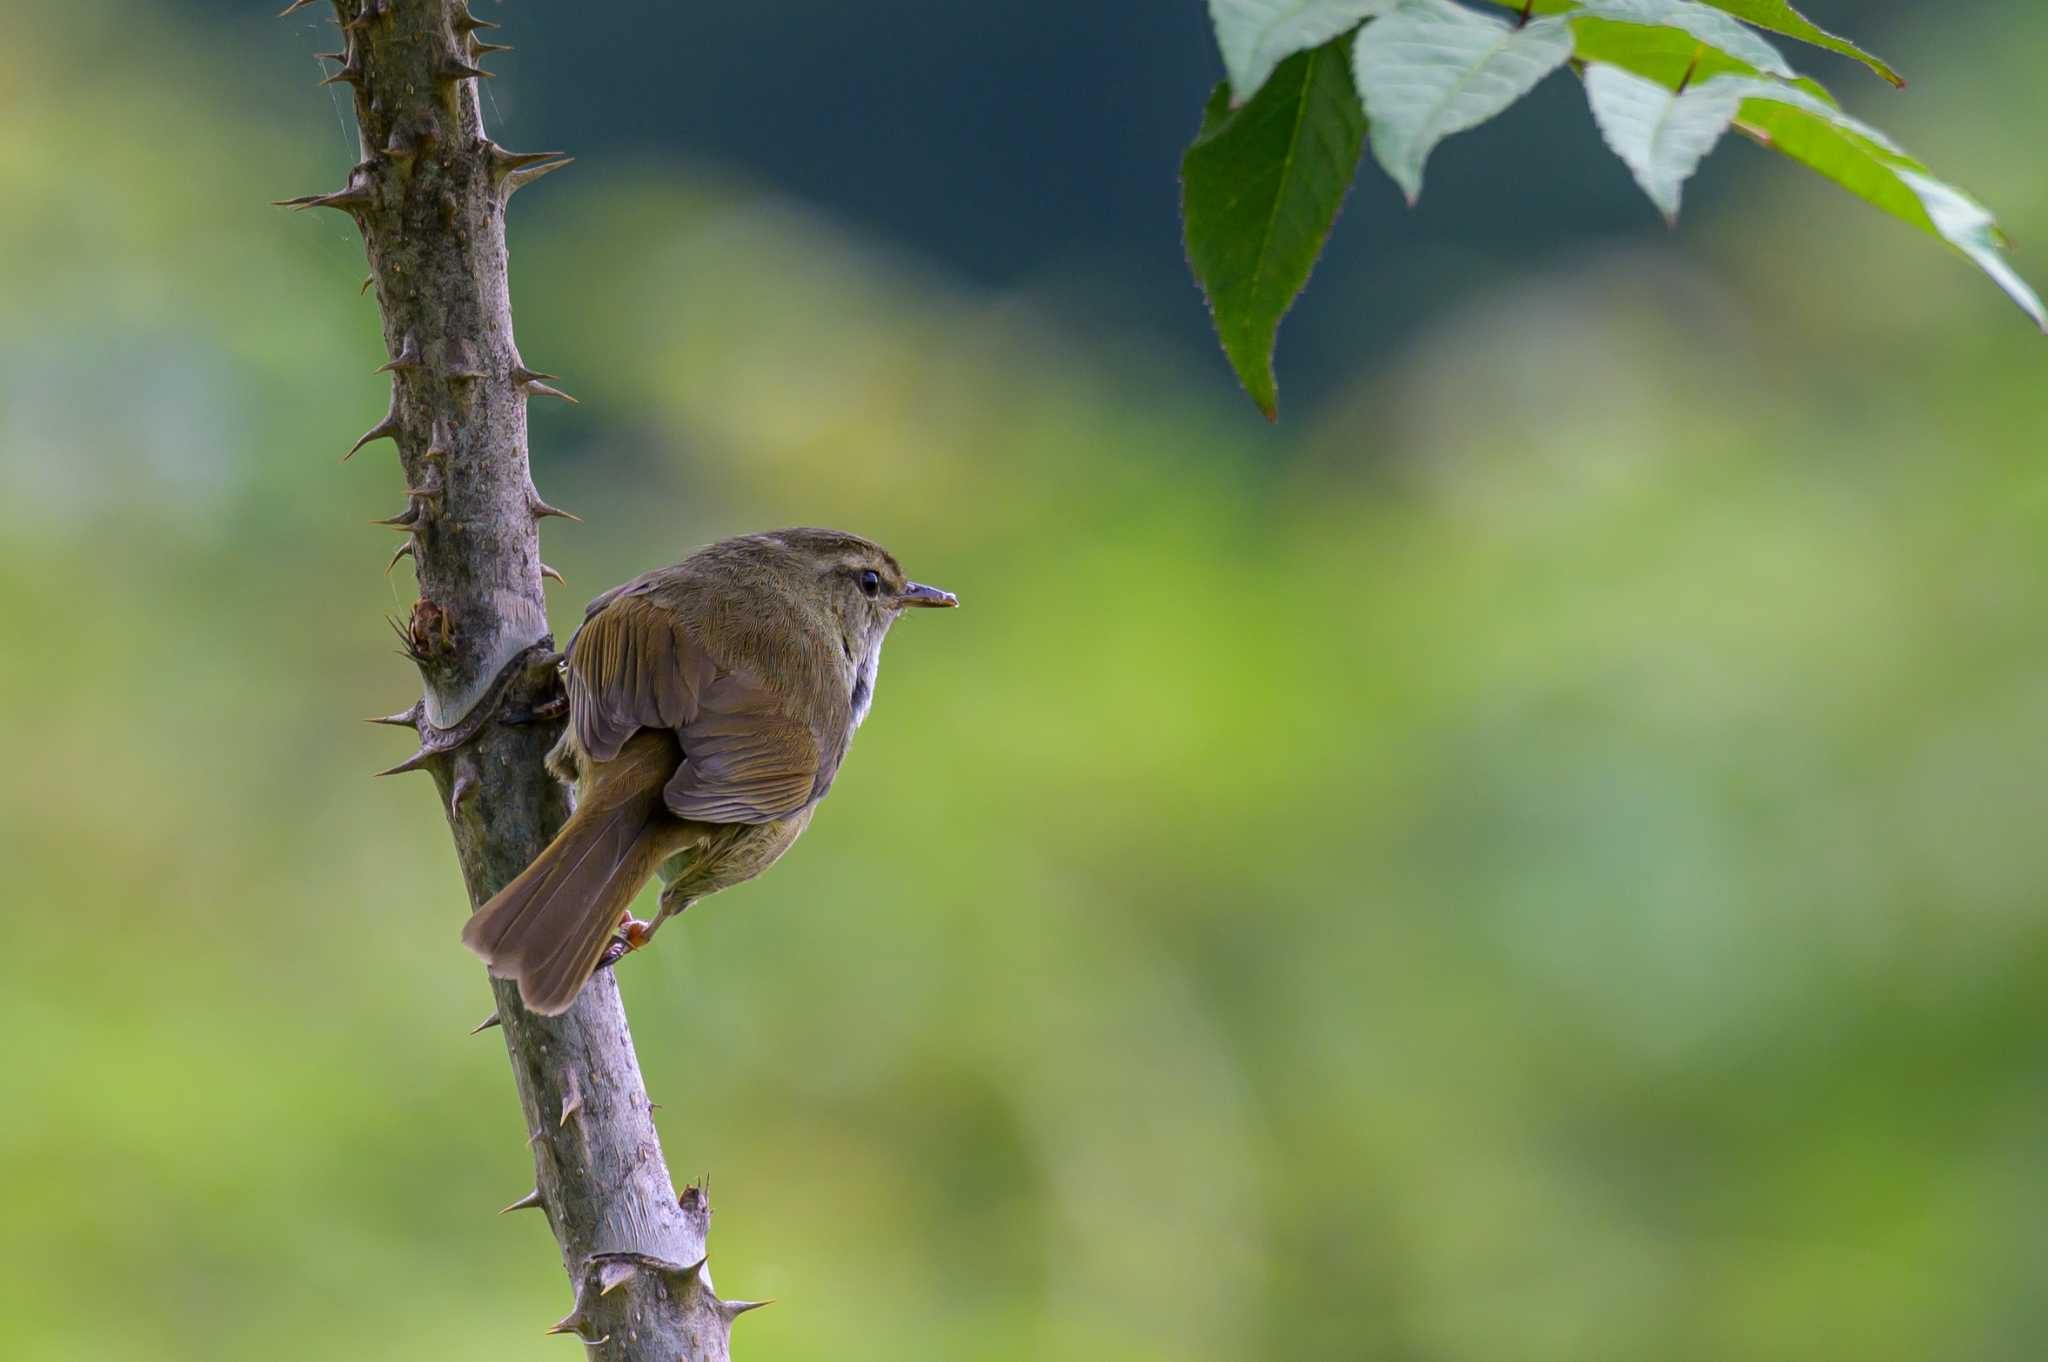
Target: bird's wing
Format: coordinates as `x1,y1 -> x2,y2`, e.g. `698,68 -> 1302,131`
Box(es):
660,669 -> 824,825
565,588 -> 825,826
564,589 -> 716,763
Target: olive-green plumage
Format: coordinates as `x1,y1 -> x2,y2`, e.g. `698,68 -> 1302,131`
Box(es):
462,528 -> 955,1014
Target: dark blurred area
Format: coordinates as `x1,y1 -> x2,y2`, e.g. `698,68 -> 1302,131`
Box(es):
223,0 -> 1935,412
8,3 -> 2048,1361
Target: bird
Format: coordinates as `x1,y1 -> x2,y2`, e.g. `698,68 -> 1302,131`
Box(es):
462,527 -> 956,1015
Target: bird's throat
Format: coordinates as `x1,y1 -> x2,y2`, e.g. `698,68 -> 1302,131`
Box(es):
849,635 -> 883,730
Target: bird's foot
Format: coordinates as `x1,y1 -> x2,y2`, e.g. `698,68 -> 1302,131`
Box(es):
595,914 -> 657,972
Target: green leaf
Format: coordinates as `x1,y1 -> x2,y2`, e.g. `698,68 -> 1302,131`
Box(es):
1352,0 -> 1575,204
1209,0 -> 1395,104
1583,64 -> 1744,223
1691,1 -> 1902,86
1571,0 -> 1797,79
1712,77 -> 2045,329
1471,0 -> 1890,86
1568,15 -> 1832,101
1181,41 -> 1368,419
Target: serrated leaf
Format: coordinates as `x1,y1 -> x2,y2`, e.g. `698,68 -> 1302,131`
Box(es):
1713,78 -> 1900,154
1477,0 -> 1900,85
1352,0 -> 1575,204
1209,0 -> 1395,104
1471,0 -> 1890,85
1583,64 -> 1744,222
1568,15 -> 1832,102
1572,0 -> 1796,79
1182,41 -> 1368,419
1692,1 -> 1901,86
1468,1 -> 1832,99
1891,169 -> 2044,331
1712,77 -> 2045,329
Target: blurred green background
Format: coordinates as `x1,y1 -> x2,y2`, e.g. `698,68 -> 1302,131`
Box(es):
7,2 -> 2048,1359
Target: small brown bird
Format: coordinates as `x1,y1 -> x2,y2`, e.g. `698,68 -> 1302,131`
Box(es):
463,528 -> 956,1014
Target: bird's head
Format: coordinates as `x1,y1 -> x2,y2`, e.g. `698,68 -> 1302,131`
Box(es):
756,527 -> 956,657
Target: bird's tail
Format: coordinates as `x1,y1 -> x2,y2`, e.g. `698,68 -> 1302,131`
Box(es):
461,733 -> 682,1015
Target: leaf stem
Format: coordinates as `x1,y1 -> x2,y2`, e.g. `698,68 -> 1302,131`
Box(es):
1675,43 -> 1704,95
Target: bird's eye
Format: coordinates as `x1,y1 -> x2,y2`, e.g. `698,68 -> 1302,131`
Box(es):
859,569 -> 882,598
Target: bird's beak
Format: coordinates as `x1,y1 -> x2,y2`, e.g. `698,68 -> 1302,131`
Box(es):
898,581 -> 958,609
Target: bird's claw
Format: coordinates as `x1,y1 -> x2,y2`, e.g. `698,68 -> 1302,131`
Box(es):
595,914 -> 656,972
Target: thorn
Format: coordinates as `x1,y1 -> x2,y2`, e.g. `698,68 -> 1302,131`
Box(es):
529,494 -> 580,523
344,414 -> 400,461
499,1187 -> 544,1215
471,40 -> 513,57
359,274 -> 374,296
277,0 -> 319,15
540,563 -> 566,586
273,180 -> 373,215
510,364 -> 559,385
374,334 -> 422,376
721,1298 -> 775,1321
312,50 -> 344,64
319,58 -> 364,88
453,5 -> 498,34
372,744 -> 433,777
666,1255 -> 710,1292
370,504 -> 421,530
384,539 -> 415,576
365,701 -> 423,728
597,1261 -> 637,1296
559,1069 -> 583,1128
424,417 -> 454,462
450,770 -> 476,818
543,1313 -> 587,1339
343,0 -> 389,32
523,381 -> 578,405
438,57 -> 492,82
470,1009 -> 502,1035
487,145 -> 566,179
503,157 -> 574,198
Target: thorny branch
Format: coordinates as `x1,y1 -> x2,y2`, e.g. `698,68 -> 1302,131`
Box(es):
276,2 -> 762,1355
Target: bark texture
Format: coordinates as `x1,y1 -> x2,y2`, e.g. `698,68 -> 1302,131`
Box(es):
279,2 -> 759,1354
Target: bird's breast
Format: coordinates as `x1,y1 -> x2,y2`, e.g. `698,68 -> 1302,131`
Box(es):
849,638 -> 882,731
